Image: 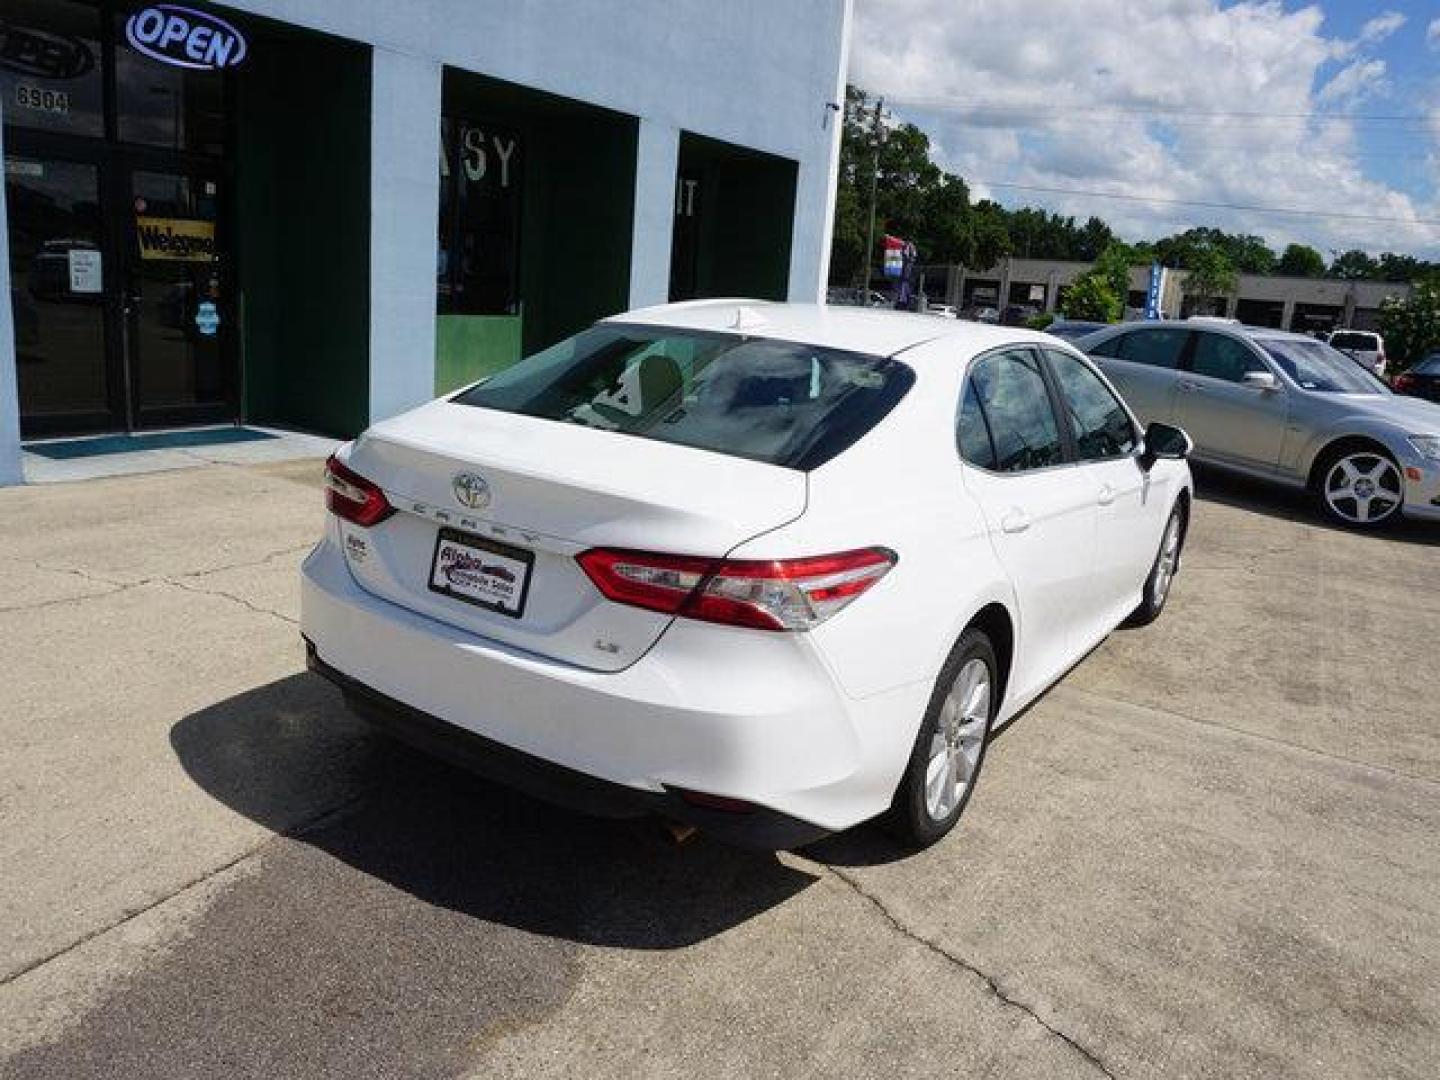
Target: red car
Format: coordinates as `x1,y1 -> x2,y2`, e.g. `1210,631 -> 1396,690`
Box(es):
1393,355 -> 1440,404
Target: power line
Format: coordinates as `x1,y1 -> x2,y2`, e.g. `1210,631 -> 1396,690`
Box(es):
972,181 -> 1440,227
886,96 -> 1438,124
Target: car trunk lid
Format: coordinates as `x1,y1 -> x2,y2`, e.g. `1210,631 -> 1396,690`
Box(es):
336,399 -> 808,672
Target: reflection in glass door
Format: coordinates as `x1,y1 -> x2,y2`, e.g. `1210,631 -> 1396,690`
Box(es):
4,154 -> 118,433
125,169 -> 230,424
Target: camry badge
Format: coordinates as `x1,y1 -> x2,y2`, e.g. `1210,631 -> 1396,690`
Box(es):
452,472 -> 491,511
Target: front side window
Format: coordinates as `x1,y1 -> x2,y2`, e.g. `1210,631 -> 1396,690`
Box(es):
455,325 -> 914,470
1189,332 -> 1267,384
1259,339 -> 1387,394
966,349 -> 1065,472
1044,349 -> 1137,461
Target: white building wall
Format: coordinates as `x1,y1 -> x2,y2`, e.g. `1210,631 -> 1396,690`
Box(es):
628,120 -> 681,309
368,49 -> 444,423
0,112 -> 20,485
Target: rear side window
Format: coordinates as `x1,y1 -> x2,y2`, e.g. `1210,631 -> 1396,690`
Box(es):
455,324 -> 915,470
965,349 -> 1065,472
957,381 -> 997,470
1189,332 -> 1267,384
1330,332 -> 1377,351
1095,328 -> 1189,369
1044,349 -> 1138,461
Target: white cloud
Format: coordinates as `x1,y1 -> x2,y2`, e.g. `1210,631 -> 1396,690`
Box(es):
1357,11 -> 1405,46
849,0 -> 1440,258
1428,17 -> 1440,49
1317,59 -> 1387,104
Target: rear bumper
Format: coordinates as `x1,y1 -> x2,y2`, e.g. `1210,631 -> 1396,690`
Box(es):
306,644 -> 831,849
300,534 -> 924,844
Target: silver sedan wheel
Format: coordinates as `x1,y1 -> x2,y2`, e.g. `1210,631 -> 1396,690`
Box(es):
924,658 -> 991,822
1153,513 -> 1182,607
1324,452 -> 1403,525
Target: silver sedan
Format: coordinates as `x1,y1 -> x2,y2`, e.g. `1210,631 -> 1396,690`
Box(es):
1077,321 -> 1440,528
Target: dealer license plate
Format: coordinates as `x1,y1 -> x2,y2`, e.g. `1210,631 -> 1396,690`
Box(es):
428,528 -> 534,618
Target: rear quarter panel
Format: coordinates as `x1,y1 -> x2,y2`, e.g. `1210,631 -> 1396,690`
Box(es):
725,341 -> 1015,704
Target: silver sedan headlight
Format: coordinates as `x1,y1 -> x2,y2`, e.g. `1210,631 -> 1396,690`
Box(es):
1407,435 -> 1440,460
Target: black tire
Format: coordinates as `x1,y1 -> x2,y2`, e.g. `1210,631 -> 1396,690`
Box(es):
887,629 -> 998,849
1126,502 -> 1186,628
1312,444 -> 1404,529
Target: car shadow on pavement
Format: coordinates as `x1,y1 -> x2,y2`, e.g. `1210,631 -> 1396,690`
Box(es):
170,673 -> 817,950
1191,464 -> 1440,546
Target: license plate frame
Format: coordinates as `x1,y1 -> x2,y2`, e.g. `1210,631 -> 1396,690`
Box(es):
427,527 -> 534,619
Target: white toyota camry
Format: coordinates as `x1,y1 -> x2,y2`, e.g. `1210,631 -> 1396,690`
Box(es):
302,301 -> 1194,849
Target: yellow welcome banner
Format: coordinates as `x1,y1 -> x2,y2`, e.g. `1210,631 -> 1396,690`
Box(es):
136,217 -> 216,262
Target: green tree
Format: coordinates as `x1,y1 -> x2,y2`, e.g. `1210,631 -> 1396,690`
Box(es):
1092,241 -> 1138,306
1327,249 -> 1380,280
1062,273 -> 1121,322
1277,243 -> 1325,278
1181,248 -> 1238,315
1378,278 -> 1440,370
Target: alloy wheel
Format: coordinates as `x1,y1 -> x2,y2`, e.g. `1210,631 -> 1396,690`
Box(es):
1323,452 -> 1402,525
924,658 -> 991,821
1153,513 -> 1182,607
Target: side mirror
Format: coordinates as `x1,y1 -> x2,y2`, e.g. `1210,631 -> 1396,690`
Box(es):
1140,422 -> 1192,471
1242,370 -> 1280,392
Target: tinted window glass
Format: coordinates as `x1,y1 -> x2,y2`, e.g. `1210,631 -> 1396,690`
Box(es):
1329,332 -> 1377,351
1414,356 -> 1440,375
968,349 -> 1065,472
1189,332 -> 1266,383
1044,350 -> 1137,461
115,15 -> 226,154
1116,329 -> 1188,369
456,325 -> 914,470
1259,339 -> 1386,394
956,380 -> 996,470
0,1 -> 104,138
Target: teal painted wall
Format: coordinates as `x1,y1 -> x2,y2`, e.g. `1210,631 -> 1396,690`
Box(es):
236,32 -> 371,437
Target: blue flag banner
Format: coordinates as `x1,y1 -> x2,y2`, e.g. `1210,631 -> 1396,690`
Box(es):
1144,262 -> 1164,320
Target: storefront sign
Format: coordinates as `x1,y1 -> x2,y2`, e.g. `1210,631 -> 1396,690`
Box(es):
136,217 -> 216,262
440,124 -> 518,189
1144,262 -> 1166,320
124,5 -> 247,71
67,249 -> 103,294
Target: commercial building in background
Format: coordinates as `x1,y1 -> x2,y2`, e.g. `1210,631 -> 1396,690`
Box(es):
0,0 -> 853,484
933,257 -> 1412,329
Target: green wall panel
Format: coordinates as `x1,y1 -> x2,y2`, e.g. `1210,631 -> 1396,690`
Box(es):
435,314 -> 523,394
236,31 -> 371,437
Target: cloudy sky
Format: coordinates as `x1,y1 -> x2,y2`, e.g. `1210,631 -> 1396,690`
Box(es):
848,0 -> 1440,259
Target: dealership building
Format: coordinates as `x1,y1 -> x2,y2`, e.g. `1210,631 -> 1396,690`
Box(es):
0,0 -> 852,483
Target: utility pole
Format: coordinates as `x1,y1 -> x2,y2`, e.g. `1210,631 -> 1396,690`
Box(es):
860,96 -> 884,293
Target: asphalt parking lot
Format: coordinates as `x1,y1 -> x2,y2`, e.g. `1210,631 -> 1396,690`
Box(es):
2,458 -> 1438,1079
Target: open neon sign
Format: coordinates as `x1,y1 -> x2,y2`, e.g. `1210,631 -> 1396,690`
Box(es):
125,5 -> 247,71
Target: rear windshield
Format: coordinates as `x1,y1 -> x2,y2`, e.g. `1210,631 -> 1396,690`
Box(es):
1259,339 -> 1388,394
1329,332 -> 1378,350
454,324 -> 915,470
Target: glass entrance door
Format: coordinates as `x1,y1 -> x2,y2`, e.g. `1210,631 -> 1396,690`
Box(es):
5,152 -> 122,434
124,167 -> 232,427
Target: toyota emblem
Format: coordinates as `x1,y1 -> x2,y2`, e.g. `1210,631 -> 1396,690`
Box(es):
452,472 -> 491,511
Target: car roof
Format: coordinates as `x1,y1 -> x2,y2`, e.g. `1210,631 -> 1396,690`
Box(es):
1087,320 -> 1321,345
608,299 -> 1058,358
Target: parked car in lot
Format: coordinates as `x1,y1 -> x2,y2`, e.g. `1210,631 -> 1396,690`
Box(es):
1046,319 -> 1109,342
1392,355 -> 1440,404
303,301 -> 1194,851
1327,329 -> 1387,377
924,302 -> 958,318
1077,321 -> 1440,528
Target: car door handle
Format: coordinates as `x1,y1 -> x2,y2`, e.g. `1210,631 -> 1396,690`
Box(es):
1097,484 -> 1115,506
1000,508 -> 1032,534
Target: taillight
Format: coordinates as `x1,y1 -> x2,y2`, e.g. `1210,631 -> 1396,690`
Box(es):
323,453 -> 394,527
1393,374 -> 1415,393
576,546 -> 896,631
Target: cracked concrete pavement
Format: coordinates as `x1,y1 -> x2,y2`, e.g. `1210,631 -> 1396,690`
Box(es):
1,459 -> 1438,1078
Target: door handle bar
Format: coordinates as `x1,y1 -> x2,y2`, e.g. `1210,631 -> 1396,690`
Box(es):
1000,508 -> 1031,534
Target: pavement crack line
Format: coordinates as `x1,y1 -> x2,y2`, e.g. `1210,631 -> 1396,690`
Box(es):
172,542 -> 315,580
817,863 -> 1118,1080
0,793 -> 365,989
1062,685 -> 1440,791
161,576 -> 298,625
